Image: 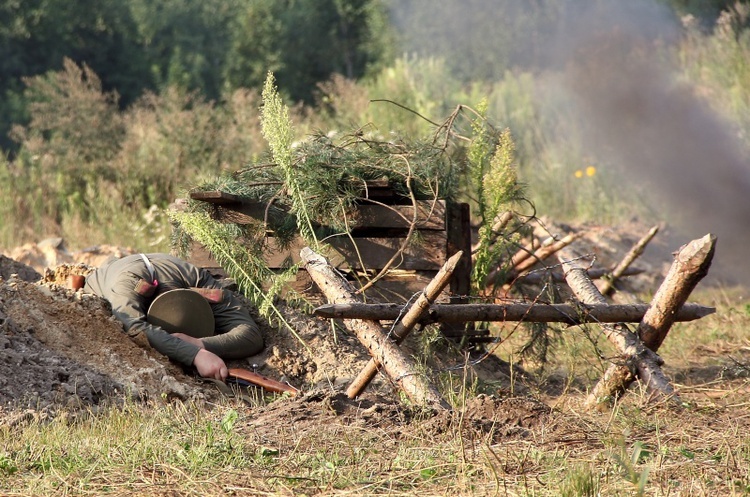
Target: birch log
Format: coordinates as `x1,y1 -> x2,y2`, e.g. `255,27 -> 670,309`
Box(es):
347,250 -> 463,398
586,234 -> 716,408
557,247 -> 680,405
301,247 -> 449,409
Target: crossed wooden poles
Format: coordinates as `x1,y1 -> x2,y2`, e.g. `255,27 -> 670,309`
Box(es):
301,232 -> 716,411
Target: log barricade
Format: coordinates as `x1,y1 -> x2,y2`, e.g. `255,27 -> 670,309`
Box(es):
181,186 -> 475,337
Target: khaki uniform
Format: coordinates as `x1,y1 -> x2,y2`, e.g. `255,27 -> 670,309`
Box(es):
84,253 -> 263,366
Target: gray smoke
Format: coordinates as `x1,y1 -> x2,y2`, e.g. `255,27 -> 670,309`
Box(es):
558,2 -> 750,285
391,0 -> 750,285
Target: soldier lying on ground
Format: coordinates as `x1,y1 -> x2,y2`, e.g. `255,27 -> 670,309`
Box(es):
83,253 -> 264,381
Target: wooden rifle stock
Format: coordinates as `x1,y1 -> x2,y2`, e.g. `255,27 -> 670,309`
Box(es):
227,368 -> 300,397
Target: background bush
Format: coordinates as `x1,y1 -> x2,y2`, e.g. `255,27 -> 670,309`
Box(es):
1,0 -> 748,251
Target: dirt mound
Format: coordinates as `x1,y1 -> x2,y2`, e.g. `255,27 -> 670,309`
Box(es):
2,239 -> 136,275
241,390 -> 560,447
0,255 -> 520,419
0,254 -> 41,282
0,220 -> 699,420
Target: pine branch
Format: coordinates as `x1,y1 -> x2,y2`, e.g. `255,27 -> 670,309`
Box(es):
260,72 -> 319,247
168,210 -> 312,355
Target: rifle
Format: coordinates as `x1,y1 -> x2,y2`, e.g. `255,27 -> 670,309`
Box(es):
226,368 -> 300,397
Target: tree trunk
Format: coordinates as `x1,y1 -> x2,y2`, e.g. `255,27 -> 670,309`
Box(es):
586,234 -> 716,408
347,251 -> 463,398
301,247 -> 449,409
312,302 -> 714,324
556,247 -> 680,406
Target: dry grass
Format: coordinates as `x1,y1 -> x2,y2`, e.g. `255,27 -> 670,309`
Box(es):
1,286 -> 750,496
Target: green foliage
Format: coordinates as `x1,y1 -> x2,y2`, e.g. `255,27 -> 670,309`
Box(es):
679,6 -> 750,148
260,72 -> 317,245
12,58 -> 123,167
0,0 -> 146,149
559,464 -> 600,497
0,0 -> 392,153
661,0 -> 741,24
391,0 -> 564,82
224,0 -> 394,103
174,72 -> 463,306
610,439 -> 652,496
466,102 -> 525,291
0,60 -> 274,250
128,0 -> 241,98
4,4 -> 750,254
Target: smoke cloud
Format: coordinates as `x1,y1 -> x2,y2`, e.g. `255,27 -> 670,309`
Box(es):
391,0 -> 750,285
557,2 -> 750,285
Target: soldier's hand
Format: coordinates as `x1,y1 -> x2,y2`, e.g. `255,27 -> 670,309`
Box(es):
193,349 -> 228,381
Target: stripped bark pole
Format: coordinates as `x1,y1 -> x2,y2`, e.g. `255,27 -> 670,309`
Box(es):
347,250 -> 464,398
484,232 -> 583,289
301,247 -> 449,409
507,237 -> 543,270
313,301 -> 714,324
599,225 -> 660,296
491,211 -> 515,234
520,266 -> 644,285
556,247 -> 681,406
512,232 -> 583,275
586,234 -> 716,408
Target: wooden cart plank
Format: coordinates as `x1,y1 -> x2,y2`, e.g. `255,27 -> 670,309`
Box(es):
264,232 -> 447,271
189,190 -> 245,205
189,191 -> 446,230
210,201 -> 446,230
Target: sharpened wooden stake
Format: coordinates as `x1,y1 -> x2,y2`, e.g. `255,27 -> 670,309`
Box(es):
557,247 -> 681,406
599,225 -> 659,296
347,251 -> 464,398
301,247 -> 449,409
586,234 -> 716,408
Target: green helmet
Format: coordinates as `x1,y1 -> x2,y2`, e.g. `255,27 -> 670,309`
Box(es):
146,288 -> 215,338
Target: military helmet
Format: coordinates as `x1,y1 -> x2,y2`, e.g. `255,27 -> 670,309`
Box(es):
146,288 -> 215,338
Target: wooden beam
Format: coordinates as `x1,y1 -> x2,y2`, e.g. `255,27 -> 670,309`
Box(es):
301,247 -> 449,409
446,202 -> 472,297
189,190 -> 245,205
265,232 -> 447,271
312,302 -> 714,324
190,191 -> 446,230
586,234 -> 716,408
347,251 -> 464,398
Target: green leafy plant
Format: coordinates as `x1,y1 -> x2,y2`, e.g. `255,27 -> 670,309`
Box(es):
611,439 -> 652,496
559,464 -> 600,497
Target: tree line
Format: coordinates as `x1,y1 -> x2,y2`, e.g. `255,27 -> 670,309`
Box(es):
0,0 -> 739,152
0,0 -> 393,151
0,0 -> 745,251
